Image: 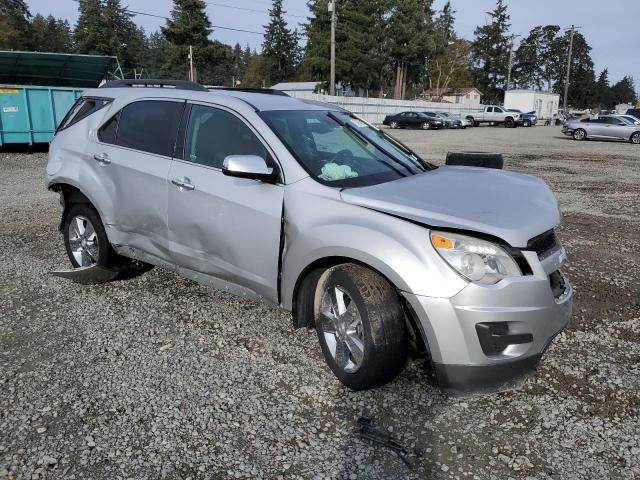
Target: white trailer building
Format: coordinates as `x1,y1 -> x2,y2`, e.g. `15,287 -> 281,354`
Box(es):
505,90 -> 560,119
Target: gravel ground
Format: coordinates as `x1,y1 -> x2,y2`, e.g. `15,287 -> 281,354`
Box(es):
1,126 -> 639,479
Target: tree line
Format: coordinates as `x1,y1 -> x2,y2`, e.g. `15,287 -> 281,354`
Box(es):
0,0 -> 636,108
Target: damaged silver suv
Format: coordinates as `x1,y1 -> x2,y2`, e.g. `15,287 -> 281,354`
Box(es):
46,80 -> 572,392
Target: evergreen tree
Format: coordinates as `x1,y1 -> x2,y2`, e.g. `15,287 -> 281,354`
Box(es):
386,0 -> 433,98
75,0 -> 145,73
141,31 -> 169,78
594,69 -> 612,108
472,0 -> 511,103
299,0 -> 331,83
30,14 -> 73,52
0,0 -> 31,49
300,0 -> 387,94
102,0 -> 145,70
74,0 -> 108,55
553,31 -> 596,108
435,1 -> 455,43
610,76 -> 637,106
163,0 -> 211,47
513,25 -> 563,90
262,0 -> 299,85
162,0 -> 234,85
243,54 -> 269,88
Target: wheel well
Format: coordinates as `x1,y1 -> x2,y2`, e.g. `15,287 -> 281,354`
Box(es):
50,184 -> 94,231
290,256 -> 426,351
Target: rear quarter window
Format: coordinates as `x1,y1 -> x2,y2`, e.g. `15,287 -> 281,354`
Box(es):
56,97 -> 112,133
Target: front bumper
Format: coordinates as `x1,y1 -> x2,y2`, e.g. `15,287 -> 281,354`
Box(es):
518,117 -> 538,125
403,249 -> 573,393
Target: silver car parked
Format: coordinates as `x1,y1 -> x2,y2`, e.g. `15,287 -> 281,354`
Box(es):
46,80 -> 573,392
563,115 -> 640,144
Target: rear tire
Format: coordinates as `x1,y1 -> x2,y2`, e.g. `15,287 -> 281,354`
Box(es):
630,132 -> 640,144
63,204 -> 117,269
314,264 -> 407,390
573,128 -> 587,141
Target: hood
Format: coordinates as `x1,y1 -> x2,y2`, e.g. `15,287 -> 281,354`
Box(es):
340,166 -> 560,247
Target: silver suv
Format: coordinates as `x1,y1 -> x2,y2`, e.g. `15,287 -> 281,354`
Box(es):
46,80 -> 573,392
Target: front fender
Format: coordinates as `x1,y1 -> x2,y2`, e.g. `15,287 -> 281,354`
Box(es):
280,180 -> 468,310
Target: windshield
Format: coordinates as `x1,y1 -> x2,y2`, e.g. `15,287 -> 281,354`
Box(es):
260,110 -> 435,187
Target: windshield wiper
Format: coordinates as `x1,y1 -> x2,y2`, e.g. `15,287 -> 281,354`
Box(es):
374,127 -> 437,171
328,112 -> 420,176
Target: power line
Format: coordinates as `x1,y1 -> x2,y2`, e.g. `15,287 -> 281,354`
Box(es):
125,9 -> 264,35
203,1 -> 307,20
71,0 -> 270,35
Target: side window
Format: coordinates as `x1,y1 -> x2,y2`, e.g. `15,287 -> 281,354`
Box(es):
116,100 -> 184,156
98,112 -> 120,144
184,105 -> 267,169
495,107 -> 504,113
486,107 -> 494,113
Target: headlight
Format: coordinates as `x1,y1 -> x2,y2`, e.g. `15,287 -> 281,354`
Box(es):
430,231 -> 521,285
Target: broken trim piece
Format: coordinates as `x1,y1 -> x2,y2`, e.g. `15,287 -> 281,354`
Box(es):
50,265 -> 121,285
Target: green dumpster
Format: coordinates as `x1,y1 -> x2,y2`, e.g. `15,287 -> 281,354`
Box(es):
0,51 -> 120,145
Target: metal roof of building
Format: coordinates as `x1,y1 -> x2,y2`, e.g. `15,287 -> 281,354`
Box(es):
0,51 -> 119,88
271,81 -> 323,91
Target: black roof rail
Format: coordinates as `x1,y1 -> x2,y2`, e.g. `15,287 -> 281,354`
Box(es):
101,79 -> 208,92
208,86 -> 289,97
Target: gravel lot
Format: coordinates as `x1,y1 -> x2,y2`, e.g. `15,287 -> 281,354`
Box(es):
1,125 -> 639,479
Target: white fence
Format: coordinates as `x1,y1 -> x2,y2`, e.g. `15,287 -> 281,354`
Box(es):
285,91 -> 484,124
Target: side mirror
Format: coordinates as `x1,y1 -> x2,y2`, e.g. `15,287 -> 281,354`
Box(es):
222,155 -> 278,182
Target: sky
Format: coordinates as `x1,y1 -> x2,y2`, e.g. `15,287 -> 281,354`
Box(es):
25,0 -> 640,92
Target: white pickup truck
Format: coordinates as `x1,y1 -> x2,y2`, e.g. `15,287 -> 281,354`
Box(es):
465,106 -> 520,128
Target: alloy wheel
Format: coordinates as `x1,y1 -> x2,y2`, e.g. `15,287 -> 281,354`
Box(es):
67,215 -> 99,267
319,285 -> 365,373
632,132 -> 640,144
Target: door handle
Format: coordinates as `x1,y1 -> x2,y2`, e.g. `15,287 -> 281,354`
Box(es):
171,177 -> 195,191
93,153 -> 111,164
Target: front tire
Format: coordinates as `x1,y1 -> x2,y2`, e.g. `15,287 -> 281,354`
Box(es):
523,120 -> 531,127
504,118 -> 515,128
630,132 -> 640,144
389,121 -> 398,129
63,204 -> 117,268
314,264 -> 407,390
573,128 -> 586,141
421,122 -> 431,130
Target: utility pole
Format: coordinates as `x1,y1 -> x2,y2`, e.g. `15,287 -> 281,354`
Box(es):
506,34 -> 520,93
329,0 -> 336,96
563,25 -> 580,113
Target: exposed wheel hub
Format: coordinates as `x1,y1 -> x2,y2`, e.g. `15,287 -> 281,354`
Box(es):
319,285 -> 365,373
68,215 -> 99,267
